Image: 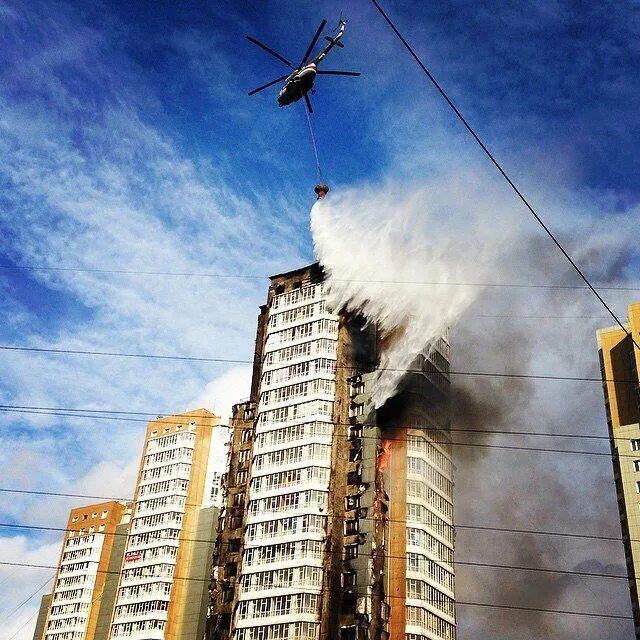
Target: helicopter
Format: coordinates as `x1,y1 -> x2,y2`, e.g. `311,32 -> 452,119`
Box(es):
246,15 -> 360,113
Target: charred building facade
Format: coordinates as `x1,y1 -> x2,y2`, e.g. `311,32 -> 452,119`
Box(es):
207,263 -> 455,640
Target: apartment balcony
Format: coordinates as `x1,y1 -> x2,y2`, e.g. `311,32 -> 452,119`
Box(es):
134,502 -> 186,518
57,565 -> 98,579
130,516 -> 183,534
116,588 -> 172,604
45,616 -> 88,631
127,538 -> 180,553
121,552 -> 178,571
234,610 -> 321,629
63,535 -> 100,551
112,609 -> 169,624
260,370 -> 337,394
142,453 -> 193,471
249,478 -> 331,499
259,389 -> 336,413
262,348 -> 338,373
112,630 -> 164,640
47,607 -> 90,619
119,572 -> 174,587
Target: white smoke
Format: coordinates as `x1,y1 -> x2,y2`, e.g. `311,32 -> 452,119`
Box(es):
310,172 -> 523,407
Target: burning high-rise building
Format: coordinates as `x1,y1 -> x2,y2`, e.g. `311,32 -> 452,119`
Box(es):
207,263 -> 455,640
597,302 -> 640,640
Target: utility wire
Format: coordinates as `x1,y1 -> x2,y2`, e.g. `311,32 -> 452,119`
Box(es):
0,405 -> 624,448
368,0 -> 640,354
0,348 -> 634,386
1,573 -> 54,623
0,408 -> 616,457
1,264 -> 639,293
303,103 -> 323,181
0,506 -> 628,548
0,525 -> 625,582
0,561 -> 630,620
0,403 -> 616,441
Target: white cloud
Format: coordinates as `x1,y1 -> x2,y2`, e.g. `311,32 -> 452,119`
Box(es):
189,364 -> 253,426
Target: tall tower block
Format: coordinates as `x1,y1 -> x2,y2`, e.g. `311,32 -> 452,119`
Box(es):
208,263 -> 456,640
109,409 -> 222,640
597,302 -> 640,639
35,501 -> 130,640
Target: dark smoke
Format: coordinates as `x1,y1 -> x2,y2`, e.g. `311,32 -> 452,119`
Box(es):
449,227 -> 637,639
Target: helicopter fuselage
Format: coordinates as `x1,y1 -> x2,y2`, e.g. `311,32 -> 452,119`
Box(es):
278,64 -> 317,107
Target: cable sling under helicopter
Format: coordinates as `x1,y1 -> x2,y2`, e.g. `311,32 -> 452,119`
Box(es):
303,103 -> 323,182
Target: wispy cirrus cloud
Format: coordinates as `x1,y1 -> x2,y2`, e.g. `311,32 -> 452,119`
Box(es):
0,4 -> 303,635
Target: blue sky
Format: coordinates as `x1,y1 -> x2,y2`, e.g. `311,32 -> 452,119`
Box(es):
1,0 -> 639,638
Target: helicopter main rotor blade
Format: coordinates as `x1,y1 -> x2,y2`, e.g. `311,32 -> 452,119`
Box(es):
248,75 -> 290,96
246,36 -> 294,68
317,70 -> 361,76
300,19 -> 327,66
304,93 -> 313,114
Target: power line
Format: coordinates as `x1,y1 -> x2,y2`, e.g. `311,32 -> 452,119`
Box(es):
0,347 -> 634,386
1,264 -> 638,293
0,525 -> 625,582
0,403 -> 615,442
1,573 -> 54,623
368,0 -> 640,355
0,561 -> 631,620
0,504 -> 627,548
0,407 -> 616,457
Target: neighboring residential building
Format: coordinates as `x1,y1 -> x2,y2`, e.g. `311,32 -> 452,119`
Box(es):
597,302 -> 640,640
34,500 -> 130,640
207,263 -> 455,640
108,409 -> 223,640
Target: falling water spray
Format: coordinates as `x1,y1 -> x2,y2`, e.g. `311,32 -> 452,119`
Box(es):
310,174 -> 521,407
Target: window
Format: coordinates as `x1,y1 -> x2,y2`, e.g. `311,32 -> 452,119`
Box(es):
99,524 -> 105,532
635,460 -> 640,472
342,570 -> 356,587
344,545 -> 358,560
72,516 -> 79,522
636,481 -> 640,494
82,514 -> 88,520
346,495 -> 360,510
222,587 -> 233,603
237,471 -> 248,485
101,511 -> 108,519
632,440 -> 640,451
345,520 -> 359,535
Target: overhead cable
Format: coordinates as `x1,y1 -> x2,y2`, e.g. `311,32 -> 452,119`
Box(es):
0,504 -> 628,547
1,264 -> 639,292
368,0 -> 640,353
0,348 -> 635,386
0,561 -> 631,620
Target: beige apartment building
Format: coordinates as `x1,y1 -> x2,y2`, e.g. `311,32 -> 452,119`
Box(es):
34,408 -> 225,640
33,500 -> 131,640
108,409 -> 223,640
597,302 -> 640,640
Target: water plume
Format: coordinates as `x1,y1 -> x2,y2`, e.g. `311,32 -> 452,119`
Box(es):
310,172 -> 521,407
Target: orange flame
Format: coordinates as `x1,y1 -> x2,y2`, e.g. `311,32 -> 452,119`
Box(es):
377,439 -> 393,472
